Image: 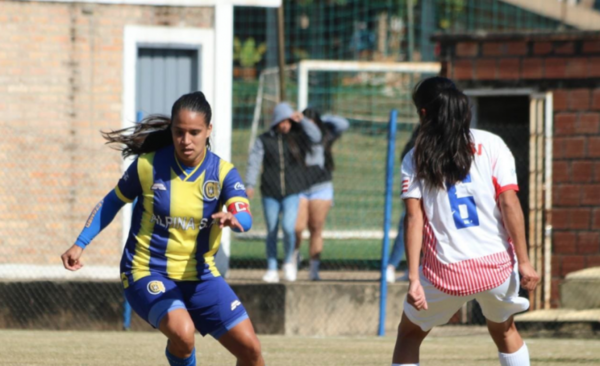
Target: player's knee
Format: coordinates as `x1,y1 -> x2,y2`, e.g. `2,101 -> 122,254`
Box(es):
396,322 -> 426,343
239,336 -> 262,362
169,324 -> 196,354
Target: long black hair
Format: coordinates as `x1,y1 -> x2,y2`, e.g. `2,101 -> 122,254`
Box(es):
412,77 -> 473,189
102,91 -> 212,158
279,118 -> 313,167
303,108 -> 335,171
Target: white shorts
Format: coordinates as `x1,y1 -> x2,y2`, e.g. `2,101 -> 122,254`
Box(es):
404,265 -> 529,332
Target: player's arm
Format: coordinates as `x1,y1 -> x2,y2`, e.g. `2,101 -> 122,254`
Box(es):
61,190 -> 127,271
492,137 -> 539,292
404,198 -> 423,282
404,198 -> 428,311
215,166 -> 253,233
400,150 -> 428,310
61,159 -> 142,271
498,191 -> 539,291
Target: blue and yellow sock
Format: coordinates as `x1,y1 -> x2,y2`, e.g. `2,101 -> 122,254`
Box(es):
165,346 -> 196,366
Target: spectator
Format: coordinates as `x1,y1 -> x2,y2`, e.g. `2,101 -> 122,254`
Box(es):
245,102 -> 322,283
294,109 -> 349,281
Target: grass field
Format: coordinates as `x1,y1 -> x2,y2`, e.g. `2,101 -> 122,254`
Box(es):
1,329 -> 599,365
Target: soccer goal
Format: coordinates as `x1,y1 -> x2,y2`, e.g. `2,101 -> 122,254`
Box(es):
243,60 -> 441,242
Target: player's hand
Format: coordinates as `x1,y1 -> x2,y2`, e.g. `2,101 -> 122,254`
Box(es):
246,187 -> 255,200
290,111 -> 303,123
61,244 -> 84,271
407,280 -> 428,311
212,212 -> 244,232
519,261 -> 540,291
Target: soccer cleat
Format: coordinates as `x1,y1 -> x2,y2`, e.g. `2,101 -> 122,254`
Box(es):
262,270 -> 279,283
282,262 -> 297,282
386,265 -> 396,283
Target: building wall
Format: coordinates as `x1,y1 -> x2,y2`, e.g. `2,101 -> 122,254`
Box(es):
0,1 -> 213,269
435,33 -> 600,307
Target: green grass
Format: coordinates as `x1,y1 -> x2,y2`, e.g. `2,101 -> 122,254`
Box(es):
230,128 -> 411,232
231,239 -> 382,261
1,329 -> 599,366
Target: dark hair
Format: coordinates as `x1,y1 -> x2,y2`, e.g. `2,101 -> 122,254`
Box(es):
303,108 -> 335,171
285,121 -> 313,166
102,91 -> 212,158
412,77 -> 473,189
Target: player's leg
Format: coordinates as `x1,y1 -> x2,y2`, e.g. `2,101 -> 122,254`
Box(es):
262,196 -> 281,282
280,193 -> 300,281
159,309 -> 197,365
486,317 -> 529,366
306,197 -> 331,280
393,268 -> 470,365
392,312 -> 430,365
294,196 -> 309,262
187,277 -> 264,366
219,319 -> 264,366
476,265 -> 530,366
123,275 -> 196,365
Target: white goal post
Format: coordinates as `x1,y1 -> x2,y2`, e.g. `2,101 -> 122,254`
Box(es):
297,60 -> 442,110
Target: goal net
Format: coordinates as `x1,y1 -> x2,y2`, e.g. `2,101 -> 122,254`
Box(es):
230,61 -> 440,272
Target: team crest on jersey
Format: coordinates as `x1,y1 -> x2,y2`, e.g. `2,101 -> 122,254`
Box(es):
147,280 -> 166,295
203,180 -> 220,201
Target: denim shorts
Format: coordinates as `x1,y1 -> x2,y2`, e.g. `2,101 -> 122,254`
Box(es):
299,182 -> 334,201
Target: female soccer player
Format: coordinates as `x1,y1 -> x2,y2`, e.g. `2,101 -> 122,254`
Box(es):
60,92 -> 265,366
293,108 -> 349,280
392,77 -> 539,366
245,102 -> 321,283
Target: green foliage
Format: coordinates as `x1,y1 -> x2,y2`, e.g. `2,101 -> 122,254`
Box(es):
438,0 -> 467,29
233,37 -> 267,68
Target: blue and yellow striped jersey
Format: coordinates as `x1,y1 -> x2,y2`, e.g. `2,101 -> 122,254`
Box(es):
114,145 -> 249,282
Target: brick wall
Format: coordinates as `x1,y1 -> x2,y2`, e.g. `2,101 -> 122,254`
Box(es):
0,1 -> 213,269
434,33 -> 600,307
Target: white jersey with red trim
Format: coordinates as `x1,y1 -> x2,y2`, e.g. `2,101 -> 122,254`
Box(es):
401,129 -> 518,296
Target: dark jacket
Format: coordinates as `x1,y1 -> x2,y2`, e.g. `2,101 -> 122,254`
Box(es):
245,119 -> 322,199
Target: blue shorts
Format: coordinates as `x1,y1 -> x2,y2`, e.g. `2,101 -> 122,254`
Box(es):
123,274 -> 248,339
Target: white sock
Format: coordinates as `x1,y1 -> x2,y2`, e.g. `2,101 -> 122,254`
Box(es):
391,363 -> 419,366
498,343 -> 529,366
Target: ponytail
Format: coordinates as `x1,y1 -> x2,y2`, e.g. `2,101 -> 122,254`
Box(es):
102,115 -> 172,158
102,91 -> 212,158
412,77 -> 473,189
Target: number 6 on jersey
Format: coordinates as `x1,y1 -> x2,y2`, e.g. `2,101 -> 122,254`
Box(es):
447,174 -> 480,229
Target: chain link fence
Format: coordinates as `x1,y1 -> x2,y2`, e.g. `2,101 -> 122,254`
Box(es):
2,0 -> 598,338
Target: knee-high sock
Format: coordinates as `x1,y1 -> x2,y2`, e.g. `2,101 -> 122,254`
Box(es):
498,343 -> 529,366
165,347 -> 196,366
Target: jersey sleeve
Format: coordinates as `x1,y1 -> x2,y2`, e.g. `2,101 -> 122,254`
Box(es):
114,159 -> 142,203
491,137 -> 519,196
221,166 -> 251,215
75,190 -> 126,248
400,150 -> 422,200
